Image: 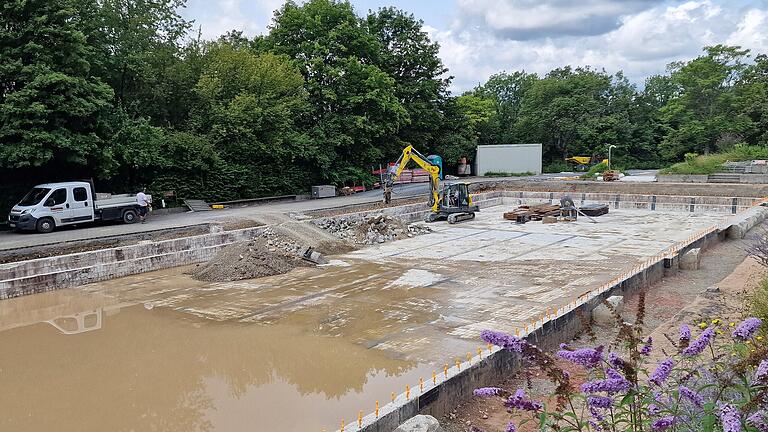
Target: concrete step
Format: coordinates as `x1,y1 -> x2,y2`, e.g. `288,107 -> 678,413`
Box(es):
708,174 -> 741,183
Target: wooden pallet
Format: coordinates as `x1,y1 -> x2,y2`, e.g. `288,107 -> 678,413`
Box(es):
503,204 -> 560,221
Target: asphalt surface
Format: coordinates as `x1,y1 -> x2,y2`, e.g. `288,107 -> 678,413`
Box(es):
0,171 -> 657,251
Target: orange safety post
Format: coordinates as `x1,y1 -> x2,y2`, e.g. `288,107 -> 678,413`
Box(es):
467,352 -> 472,364
391,392 -> 395,403
375,401 -> 379,418
444,364 -> 448,378
341,419 -> 345,432
358,411 -> 363,428
420,377 -> 424,393
406,385 -> 410,400
477,347 -> 483,358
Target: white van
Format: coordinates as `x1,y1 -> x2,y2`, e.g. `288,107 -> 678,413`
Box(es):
8,181 -> 149,233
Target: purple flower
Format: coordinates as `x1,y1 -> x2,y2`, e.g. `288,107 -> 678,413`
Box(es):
505,422 -> 517,432
719,403 -> 742,432
650,358 -> 675,386
679,324 -> 691,342
608,352 -> 628,369
473,387 -> 502,397
556,346 -> 604,369
505,389 -> 542,412
733,317 -> 762,341
652,416 -> 676,431
590,407 -> 605,422
481,330 -> 524,352
581,373 -> 632,395
640,337 -> 653,356
748,411 -> 768,432
606,368 -> 624,380
756,359 -> 768,384
679,385 -> 704,407
648,404 -> 661,415
682,327 -> 715,356
588,395 -> 613,409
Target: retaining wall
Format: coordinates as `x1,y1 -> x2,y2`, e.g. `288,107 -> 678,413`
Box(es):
478,179 -> 768,198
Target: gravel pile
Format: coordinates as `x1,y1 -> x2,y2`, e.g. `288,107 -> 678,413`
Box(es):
314,214 -> 431,245
192,237 -> 309,282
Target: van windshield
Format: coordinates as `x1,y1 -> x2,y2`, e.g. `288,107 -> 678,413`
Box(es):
18,188 -> 51,206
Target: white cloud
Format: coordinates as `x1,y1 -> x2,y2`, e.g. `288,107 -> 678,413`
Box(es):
184,0 -> 290,40
433,0 -> 768,92
455,0 -> 663,39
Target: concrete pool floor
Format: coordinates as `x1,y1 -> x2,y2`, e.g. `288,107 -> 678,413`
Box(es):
0,206 -> 733,432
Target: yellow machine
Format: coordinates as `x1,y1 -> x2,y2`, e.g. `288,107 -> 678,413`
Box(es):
384,145 -> 478,223
565,156 -> 609,171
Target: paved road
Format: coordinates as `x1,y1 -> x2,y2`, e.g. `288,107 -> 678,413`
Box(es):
0,172 -> 658,251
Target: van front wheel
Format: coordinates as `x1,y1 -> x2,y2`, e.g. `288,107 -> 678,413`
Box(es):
36,218 -> 55,233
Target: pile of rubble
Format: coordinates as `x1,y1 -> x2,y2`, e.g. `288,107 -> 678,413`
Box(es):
258,227 -> 304,255
314,213 -> 431,245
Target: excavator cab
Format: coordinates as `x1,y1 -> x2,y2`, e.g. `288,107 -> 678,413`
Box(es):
429,182 -> 478,224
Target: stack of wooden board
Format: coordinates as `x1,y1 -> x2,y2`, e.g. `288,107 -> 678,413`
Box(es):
503,203 -> 560,221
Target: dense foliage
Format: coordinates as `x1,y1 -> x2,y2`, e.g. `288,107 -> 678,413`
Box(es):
2,0 -> 768,215
475,307 -> 767,432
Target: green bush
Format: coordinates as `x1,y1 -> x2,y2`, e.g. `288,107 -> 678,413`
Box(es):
661,144 -> 768,174
543,161 -> 570,173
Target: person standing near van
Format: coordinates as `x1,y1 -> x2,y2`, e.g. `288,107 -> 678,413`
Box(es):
136,188 -> 151,223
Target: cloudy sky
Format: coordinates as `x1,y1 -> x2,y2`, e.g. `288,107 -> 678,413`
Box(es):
183,0 -> 768,92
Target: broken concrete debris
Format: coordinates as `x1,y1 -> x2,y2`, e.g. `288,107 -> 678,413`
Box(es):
314,213 -> 431,245
680,248 -> 701,270
394,415 -> 444,432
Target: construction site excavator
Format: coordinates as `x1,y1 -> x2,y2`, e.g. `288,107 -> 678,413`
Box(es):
384,145 -> 478,224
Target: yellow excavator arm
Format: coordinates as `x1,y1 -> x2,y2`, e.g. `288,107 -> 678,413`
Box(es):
386,145 -> 440,212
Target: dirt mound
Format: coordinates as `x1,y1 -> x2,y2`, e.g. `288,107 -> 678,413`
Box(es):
192,238 -> 309,282
315,213 -> 432,245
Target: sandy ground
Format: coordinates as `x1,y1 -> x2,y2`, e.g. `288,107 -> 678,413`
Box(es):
441,237 -> 764,432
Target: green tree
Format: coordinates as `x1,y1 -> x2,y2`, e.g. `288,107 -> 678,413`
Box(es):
434,94 -> 495,164
366,7 -> 449,152
194,47 -> 314,197
0,0 -> 114,170
660,45 -> 753,159
515,67 -> 614,162
472,71 -> 538,145
267,0 -> 407,183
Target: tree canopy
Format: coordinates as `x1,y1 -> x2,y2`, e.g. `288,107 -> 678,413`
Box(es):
2,0 -> 768,216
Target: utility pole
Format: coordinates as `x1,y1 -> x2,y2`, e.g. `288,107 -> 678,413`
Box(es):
608,145 -> 617,170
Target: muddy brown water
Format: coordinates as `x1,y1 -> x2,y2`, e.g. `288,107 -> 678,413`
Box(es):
0,299 -> 430,432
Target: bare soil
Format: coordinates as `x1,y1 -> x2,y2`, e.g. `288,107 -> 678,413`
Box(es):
442,237 -> 762,432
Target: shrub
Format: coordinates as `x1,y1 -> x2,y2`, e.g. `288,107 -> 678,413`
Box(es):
483,171 -> 536,177
544,162 -> 571,173
473,299 -> 767,432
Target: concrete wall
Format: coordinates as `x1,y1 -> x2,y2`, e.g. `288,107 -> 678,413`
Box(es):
0,226 -> 267,299
474,179 -> 768,198
476,144 -> 543,175
658,174 -> 768,184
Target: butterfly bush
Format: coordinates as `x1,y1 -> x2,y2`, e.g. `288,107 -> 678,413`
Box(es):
473,315 -> 767,432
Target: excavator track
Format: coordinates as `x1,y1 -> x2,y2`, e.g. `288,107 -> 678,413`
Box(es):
447,212 -> 475,224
